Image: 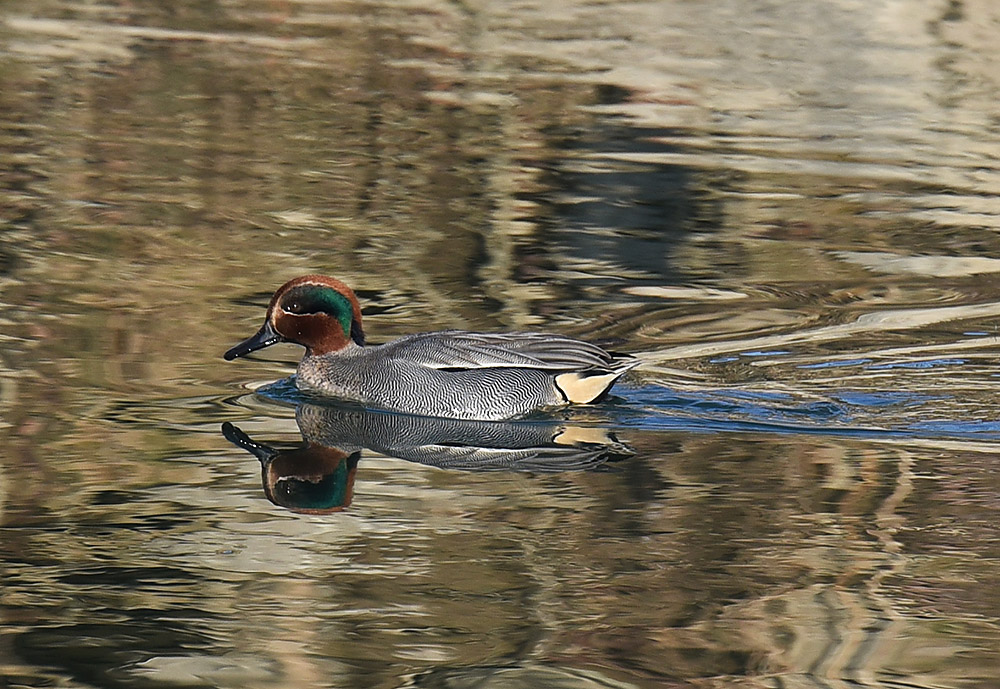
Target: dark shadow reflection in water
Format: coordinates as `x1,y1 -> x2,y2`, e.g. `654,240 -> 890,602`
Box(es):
536,120 -> 719,285
223,403 -> 633,513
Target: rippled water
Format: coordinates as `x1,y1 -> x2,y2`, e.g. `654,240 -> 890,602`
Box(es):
2,1 -> 1000,687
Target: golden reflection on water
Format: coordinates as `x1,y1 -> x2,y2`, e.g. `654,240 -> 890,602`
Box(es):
2,0 -> 1000,688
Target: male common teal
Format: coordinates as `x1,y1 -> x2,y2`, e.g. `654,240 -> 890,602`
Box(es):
224,275 -> 639,420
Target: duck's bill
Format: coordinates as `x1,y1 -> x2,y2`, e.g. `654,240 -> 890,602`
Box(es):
224,321 -> 282,360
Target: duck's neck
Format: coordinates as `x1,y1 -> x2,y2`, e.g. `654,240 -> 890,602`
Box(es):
307,339 -> 364,358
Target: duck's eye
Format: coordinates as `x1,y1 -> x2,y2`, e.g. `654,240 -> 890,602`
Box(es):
287,301 -> 303,314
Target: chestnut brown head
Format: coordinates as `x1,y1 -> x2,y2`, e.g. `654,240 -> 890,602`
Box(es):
224,275 -> 365,360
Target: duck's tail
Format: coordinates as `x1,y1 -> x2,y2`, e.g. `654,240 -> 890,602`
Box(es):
554,355 -> 640,404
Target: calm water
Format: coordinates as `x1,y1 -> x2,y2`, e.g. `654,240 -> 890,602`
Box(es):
2,1 -> 1000,687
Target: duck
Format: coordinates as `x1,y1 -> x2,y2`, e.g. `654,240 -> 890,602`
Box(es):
223,275 -> 639,420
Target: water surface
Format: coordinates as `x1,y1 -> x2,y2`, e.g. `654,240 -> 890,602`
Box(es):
2,1 -> 1000,687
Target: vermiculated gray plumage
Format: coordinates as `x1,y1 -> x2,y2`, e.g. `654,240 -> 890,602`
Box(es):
296,330 -> 638,421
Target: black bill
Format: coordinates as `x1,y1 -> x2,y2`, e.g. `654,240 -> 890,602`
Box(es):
224,321 -> 282,360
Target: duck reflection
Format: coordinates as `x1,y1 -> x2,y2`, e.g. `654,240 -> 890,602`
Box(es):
222,403 -> 633,514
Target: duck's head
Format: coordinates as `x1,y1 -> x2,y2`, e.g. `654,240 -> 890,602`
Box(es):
224,275 -> 365,360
